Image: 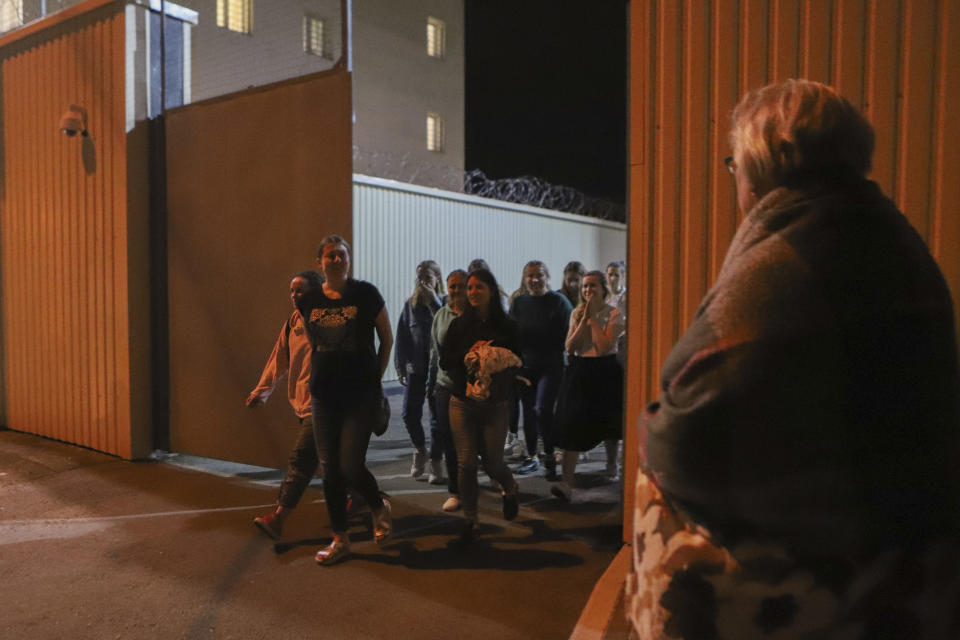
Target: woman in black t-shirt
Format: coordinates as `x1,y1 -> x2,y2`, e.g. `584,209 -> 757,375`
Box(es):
297,234 -> 394,566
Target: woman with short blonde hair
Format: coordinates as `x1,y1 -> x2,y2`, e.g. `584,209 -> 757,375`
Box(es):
727,78 -> 874,210
629,79 -> 960,637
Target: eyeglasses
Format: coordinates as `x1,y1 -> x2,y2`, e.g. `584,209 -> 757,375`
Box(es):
723,156 -> 737,175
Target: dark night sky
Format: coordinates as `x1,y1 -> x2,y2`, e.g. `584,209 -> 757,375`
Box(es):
464,0 -> 628,205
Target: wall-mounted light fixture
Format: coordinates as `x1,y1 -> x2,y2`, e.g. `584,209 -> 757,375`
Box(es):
59,105 -> 88,137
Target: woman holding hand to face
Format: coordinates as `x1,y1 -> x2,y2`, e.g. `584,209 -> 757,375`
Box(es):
552,271 -> 624,502
395,260 -> 444,481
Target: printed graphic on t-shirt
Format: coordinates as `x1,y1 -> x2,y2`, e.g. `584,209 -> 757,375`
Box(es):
310,306 -> 359,351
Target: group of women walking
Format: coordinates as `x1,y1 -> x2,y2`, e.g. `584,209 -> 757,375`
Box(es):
406,257 -> 628,537
246,234 -> 627,563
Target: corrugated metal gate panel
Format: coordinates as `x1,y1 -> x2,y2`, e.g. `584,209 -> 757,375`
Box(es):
0,6 -> 139,456
352,176 -> 627,382
627,0 -> 960,542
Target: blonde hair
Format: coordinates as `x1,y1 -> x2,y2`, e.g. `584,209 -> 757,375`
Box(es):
730,79 -> 874,192
572,270 -> 609,323
409,260 -> 444,308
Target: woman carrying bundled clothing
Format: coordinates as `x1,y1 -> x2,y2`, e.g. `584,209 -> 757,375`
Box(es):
440,268 -> 522,543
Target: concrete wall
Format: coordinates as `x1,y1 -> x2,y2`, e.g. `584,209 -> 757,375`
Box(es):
181,0 -> 341,103
351,0 -> 465,184
165,69 -> 353,469
352,175 -> 627,383
626,0 -> 960,542
170,0 -> 464,189
0,0 -> 153,458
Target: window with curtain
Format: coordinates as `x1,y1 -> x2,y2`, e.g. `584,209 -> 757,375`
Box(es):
303,15 -> 330,58
0,0 -> 23,33
426,112 -> 444,152
216,0 -> 253,34
426,17 -> 445,59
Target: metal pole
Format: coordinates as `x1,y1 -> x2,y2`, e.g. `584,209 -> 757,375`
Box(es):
159,0 -> 166,113
339,0 -> 352,71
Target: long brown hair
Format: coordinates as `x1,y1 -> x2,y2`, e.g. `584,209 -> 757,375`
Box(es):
560,260 -> 585,306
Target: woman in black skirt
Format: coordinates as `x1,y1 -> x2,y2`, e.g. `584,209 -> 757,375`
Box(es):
552,271 -> 625,501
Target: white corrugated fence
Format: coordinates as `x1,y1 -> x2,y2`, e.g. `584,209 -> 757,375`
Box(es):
351,174 -> 627,382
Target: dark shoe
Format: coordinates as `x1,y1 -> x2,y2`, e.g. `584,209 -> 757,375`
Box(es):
516,456 -> 540,474
372,498 -> 393,545
315,534 -> 351,566
502,487 -> 519,521
253,508 -> 286,540
551,483 -> 573,503
544,457 -> 559,481
459,520 -> 481,544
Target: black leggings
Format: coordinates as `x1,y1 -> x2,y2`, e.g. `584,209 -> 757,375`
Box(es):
311,391 -> 383,533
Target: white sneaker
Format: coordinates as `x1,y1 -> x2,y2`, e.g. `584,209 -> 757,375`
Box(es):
427,459 -> 445,485
503,432 -> 518,453
315,534 -> 351,565
442,495 -> 461,512
411,449 -> 427,478
606,460 -> 620,481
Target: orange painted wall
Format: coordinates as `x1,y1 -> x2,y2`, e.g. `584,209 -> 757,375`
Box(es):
0,2 -> 153,459
625,0 -> 960,540
164,70 -> 353,469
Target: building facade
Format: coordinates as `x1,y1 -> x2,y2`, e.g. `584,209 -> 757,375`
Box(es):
2,0 -> 465,189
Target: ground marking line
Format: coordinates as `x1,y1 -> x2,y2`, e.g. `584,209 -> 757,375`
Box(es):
0,504 -> 276,526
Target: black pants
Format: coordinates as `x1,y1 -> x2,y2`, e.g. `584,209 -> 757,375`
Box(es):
519,365 -> 563,458
277,415 -> 320,509
312,391 -> 383,534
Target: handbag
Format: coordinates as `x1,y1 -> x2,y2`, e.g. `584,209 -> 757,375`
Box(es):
372,389 -> 390,437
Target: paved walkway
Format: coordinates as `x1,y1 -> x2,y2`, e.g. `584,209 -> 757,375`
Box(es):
0,394 -> 624,640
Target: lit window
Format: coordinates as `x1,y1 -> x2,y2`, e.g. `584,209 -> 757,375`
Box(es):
426,17 -> 445,59
0,0 -> 23,33
426,113 -> 444,152
217,0 -> 253,34
303,15 -> 330,58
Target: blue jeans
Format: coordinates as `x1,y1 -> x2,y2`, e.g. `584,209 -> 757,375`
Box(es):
449,396 -> 517,521
433,385 -> 459,495
519,365 -> 563,459
311,392 -> 383,534
402,371 -> 440,458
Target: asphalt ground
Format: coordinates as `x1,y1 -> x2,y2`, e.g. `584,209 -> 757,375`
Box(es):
0,384 -> 624,640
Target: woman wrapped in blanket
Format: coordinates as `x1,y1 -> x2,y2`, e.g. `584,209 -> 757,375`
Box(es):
626,79 -> 960,638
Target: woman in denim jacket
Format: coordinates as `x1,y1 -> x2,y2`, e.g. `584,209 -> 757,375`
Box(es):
395,260 -> 444,480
